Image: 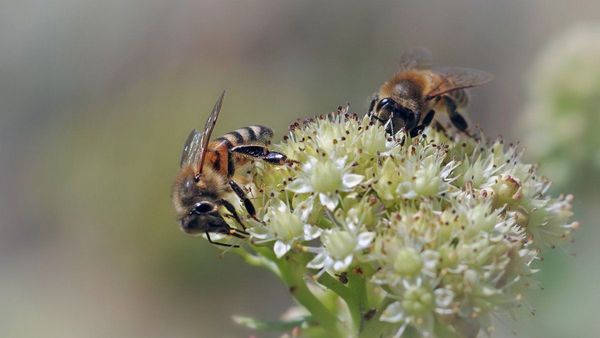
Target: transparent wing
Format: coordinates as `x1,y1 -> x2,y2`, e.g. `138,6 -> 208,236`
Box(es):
425,67 -> 493,99
196,90 -> 226,173
180,129 -> 202,167
398,47 -> 433,70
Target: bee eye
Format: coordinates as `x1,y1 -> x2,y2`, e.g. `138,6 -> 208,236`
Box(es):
193,202 -> 214,214
376,98 -> 394,112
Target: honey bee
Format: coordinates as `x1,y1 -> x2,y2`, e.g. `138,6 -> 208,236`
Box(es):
368,48 -> 493,137
172,91 -> 290,247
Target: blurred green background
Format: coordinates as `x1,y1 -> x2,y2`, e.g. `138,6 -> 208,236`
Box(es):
1,1 -> 599,337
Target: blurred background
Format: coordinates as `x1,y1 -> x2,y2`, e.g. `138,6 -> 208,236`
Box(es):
1,1 -> 599,337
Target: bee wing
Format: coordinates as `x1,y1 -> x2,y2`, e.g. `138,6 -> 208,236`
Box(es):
425,67 -> 493,100
179,128 -> 202,167
196,90 -> 226,173
398,47 -> 433,70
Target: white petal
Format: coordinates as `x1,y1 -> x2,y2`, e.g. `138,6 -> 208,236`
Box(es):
307,252 -> 327,269
393,322 -> 409,338
303,157 -> 318,172
274,241 -> 292,258
421,250 -> 440,274
342,173 -> 364,189
287,178 -> 314,193
434,288 -> 455,308
380,302 -> 405,323
302,245 -> 322,254
332,255 -> 353,272
356,232 -> 375,249
319,193 -> 339,211
250,232 -> 271,240
401,190 -> 418,199
295,197 -> 314,221
334,156 -> 347,169
346,220 -> 358,232
303,224 -> 322,240
274,200 -> 288,212
448,264 -> 467,274
397,182 -> 417,199
440,160 -> 458,179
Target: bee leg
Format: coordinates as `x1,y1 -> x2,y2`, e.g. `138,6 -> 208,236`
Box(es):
422,109 -> 436,127
206,231 -> 239,248
226,228 -> 248,238
229,179 -> 261,222
409,110 -> 436,137
443,96 -> 471,135
231,145 -> 295,165
367,95 -> 379,116
219,199 -> 249,231
370,113 -> 386,125
449,111 -> 469,133
409,126 -> 423,137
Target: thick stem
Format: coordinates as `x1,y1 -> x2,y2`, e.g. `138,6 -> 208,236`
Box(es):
318,272 -> 362,333
347,272 -> 368,331
357,297 -> 395,338
255,247 -> 344,338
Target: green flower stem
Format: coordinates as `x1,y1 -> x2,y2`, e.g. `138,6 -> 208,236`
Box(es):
317,272 -> 361,333
347,272 -> 368,331
357,297 -> 395,338
255,246 -> 344,338
316,268 -> 370,335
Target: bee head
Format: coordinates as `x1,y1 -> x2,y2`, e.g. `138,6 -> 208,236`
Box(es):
376,98 -> 418,134
180,200 -> 228,235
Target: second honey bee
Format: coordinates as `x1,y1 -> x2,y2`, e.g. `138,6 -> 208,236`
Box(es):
368,48 -> 493,137
172,91 -> 291,247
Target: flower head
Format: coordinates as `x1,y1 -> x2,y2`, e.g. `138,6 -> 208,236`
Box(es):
238,111 -> 577,338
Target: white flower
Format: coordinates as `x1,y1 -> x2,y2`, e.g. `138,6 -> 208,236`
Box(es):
287,156 -> 363,211
307,227 -> 375,272
381,279 -> 454,338
250,199 -> 321,258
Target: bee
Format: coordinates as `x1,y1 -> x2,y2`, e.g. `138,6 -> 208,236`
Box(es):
368,48 -> 493,137
172,91 -> 290,247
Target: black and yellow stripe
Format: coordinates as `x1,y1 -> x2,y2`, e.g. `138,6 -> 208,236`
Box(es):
215,125 -> 273,149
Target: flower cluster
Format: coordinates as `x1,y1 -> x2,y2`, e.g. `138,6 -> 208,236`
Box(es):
521,24 -> 600,191
234,111 -> 577,338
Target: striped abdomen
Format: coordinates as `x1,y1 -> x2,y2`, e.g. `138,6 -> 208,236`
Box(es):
205,125 -> 274,176
214,125 -> 274,148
